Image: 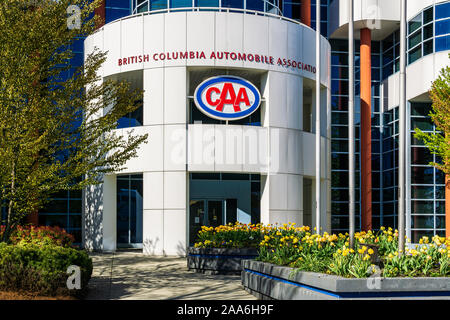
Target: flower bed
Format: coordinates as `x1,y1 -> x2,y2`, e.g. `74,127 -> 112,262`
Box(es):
240,223 -> 450,299
190,222 -> 450,279
257,223 -> 450,278
241,260 -> 450,300
193,223 -> 264,249
188,223 -> 262,274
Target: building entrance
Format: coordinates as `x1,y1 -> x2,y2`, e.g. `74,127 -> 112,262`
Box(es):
189,199 -> 240,244
188,173 -> 260,245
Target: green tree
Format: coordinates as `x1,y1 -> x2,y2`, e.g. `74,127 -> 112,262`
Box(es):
415,55 -> 450,176
0,0 -> 148,242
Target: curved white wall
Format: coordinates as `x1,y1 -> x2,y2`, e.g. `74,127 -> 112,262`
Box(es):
383,50 -> 450,109
83,11 -> 332,255
329,0 -> 450,40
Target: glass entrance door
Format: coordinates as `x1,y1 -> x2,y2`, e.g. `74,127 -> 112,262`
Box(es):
189,199 -> 241,244
207,200 -> 223,228
117,175 -> 143,248
189,199 -> 228,245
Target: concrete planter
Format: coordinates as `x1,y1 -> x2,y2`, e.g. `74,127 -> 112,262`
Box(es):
241,260 -> 450,300
187,247 -> 258,275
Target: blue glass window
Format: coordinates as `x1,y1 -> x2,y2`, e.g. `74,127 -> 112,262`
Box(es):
105,8 -> 130,23
108,0 -> 129,7
222,0 -> 244,9
137,3 -> 149,12
435,19 -> 450,35
195,0 -> 219,7
151,0 -> 168,10
245,0 -> 264,11
118,100 -> 143,129
436,34 -> 450,51
71,38 -> 84,53
170,0 -> 192,8
436,2 -> 450,20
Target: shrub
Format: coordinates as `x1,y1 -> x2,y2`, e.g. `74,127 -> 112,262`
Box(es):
0,242 -> 92,297
1,225 -> 75,247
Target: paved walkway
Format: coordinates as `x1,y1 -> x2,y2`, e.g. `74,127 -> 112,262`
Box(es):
86,251 -> 256,300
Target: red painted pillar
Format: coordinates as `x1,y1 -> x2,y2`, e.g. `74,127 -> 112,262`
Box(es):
360,28 -> 372,231
95,0 -> 106,29
26,212 -> 39,226
301,0 -> 311,27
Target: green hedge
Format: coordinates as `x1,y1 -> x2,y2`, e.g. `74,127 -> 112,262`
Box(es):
0,242 -> 93,296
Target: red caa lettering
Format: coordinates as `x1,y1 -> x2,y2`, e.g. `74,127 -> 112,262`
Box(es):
236,88 -> 250,107
214,83 -> 250,112
206,87 -> 221,106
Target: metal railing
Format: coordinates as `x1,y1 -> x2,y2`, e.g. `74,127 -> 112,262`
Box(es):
97,6 -> 311,31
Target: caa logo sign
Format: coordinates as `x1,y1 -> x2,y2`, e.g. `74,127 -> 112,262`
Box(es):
194,76 -> 261,121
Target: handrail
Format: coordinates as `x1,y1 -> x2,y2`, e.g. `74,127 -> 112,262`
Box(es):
97,6 -> 312,31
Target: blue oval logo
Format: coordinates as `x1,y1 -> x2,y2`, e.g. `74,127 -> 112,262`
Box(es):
194,76 -> 261,121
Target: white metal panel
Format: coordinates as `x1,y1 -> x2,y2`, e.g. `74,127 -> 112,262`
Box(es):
302,28 -> 316,82
103,21 -> 122,76
164,124 -> 187,171
164,172 -> 187,209
143,209 -> 164,255
287,174 -> 302,211
242,126 -> 268,173
286,129 -> 302,175
215,12 -> 245,68
268,17 -> 288,72
269,174 -> 288,210
270,128 -> 289,174
164,12 -> 187,67
243,14 -> 269,69
187,124 -> 215,172
144,68 -> 164,126
121,15 -> 144,73
286,74 -> 302,130
143,13 -> 165,69
143,172 -> 164,210
164,67 -> 187,124
267,71 -> 288,128
163,210 -> 187,256
187,12 -> 216,66
214,125 -> 243,172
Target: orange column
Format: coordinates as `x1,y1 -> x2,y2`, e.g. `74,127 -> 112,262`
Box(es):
301,0 -> 311,27
26,212 -> 39,226
446,175 -> 450,238
360,28 -> 372,231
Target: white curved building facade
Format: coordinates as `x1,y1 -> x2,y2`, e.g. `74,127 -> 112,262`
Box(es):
83,9 -> 332,255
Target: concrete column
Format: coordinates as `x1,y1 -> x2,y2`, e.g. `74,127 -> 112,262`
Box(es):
102,174 -> 117,252
360,28 -> 372,231
301,0 -> 311,27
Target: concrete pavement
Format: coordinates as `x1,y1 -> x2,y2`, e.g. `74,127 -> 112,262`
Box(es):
85,250 -> 257,300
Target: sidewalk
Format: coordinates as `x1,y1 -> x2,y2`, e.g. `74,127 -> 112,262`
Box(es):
86,250 -> 256,300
